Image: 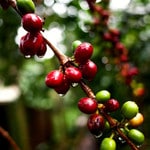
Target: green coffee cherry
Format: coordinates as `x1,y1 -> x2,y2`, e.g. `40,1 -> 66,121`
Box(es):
72,40 -> 82,51
17,0 -> 35,15
100,138 -> 116,150
96,90 -> 111,102
121,101 -> 139,119
128,129 -> 145,145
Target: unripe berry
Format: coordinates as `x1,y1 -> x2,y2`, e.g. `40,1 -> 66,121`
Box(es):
79,60 -> 97,81
87,113 -> 105,135
45,70 -> 64,88
121,101 -> 139,119
22,13 -> 43,33
95,90 -> 111,102
100,138 -> 116,150
78,97 -> 98,114
65,66 -> 82,83
128,129 -> 145,145
74,42 -> 93,64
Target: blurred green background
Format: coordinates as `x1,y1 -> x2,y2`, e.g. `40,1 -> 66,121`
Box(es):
0,0 -> 150,149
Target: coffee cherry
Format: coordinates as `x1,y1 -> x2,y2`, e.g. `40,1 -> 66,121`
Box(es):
20,32 -> 43,57
121,101 -> 139,119
65,66 -> 82,83
100,138 -> 116,150
22,13 -> 43,33
95,90 -> 111,102
79,60 -> 97,81
54,75 -> 70,95
78,97 -> 98,114
45,70 -> 64,88
17,0 -> 35,15
36,41 -> 47,57
104,98 -> 120,112
87,113 -> 105,135
128,129 -> 145,145
72,40 -> 82,51
74,42 -> 93,64
129,113 -> 144,127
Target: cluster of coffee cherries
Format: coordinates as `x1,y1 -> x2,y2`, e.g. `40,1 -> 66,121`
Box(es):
77,90 -> 144,150
45,41 -> 97,95
19,13 -> 47,58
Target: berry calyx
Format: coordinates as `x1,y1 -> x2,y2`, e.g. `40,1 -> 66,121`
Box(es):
65,66 -> 82,83
45,70 -> 64,88
79,60 -> 97,81
95,90 -> 111,102
100,138 -> 116,150
104,98 -> 120,112
87,113 -> 105,135
78,97 -> 98,114
74,42 -> 93,64
121,101 -> 139,119
128,129 -> 145,145
17,0 -> 35,15
22,13 -> 43,33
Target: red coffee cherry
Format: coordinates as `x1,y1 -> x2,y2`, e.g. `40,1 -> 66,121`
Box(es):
74,42 -> 93,64
78,97 -> 98,114
22,13 -> 43,33
87,113 -> 105,135
79,60 -> 97,81
65,66 -> 82,83
54,75 -> 70,95
36,41 -> 47,57
45,70 -> 64,88
104,98 -> 120,112
20,32 -> 43,57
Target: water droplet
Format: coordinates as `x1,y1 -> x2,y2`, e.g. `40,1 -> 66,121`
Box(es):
94,132 -> 103,138
71,83 -> 78,87
24,55 -> 31,58
58,94 -> 65,97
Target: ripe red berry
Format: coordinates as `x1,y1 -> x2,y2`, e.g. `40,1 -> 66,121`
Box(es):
45,70 -> 64,88
79,60 -> 97,81
87,113 -> 105,135
74,42 -> 93,64
54,75 -> 70,95
20,32 -> 43,57
36,41 -> 47,57
78,97 -> 98,114
65,66 -> 82,83
22,13 -> 43,33
104,98 -> 120,112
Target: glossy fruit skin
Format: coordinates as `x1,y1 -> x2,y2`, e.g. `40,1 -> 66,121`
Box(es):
121,101 -> 139,119
65,66 -> 82,83
54,76 -> 70,95
100,138 -> 116,150
128,129 -> 145,145
129,113 -> 144,127
104,98 -> 120,112
20,32 -> 43,57
45,70 -> 64,88
36,41 -> 47,57
74,42 -> 93,64
17,0 -> 35,15
22,13 -> 43,33
95,90 -> 111,102
78,97 -> 98,114
87,113 -> 105,135
79,60 -> 97,81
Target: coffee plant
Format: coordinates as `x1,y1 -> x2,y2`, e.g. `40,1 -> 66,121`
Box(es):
0,0 -> 148,150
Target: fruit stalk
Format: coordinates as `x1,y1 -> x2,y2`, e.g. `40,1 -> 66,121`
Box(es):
0,127 -> 20,150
